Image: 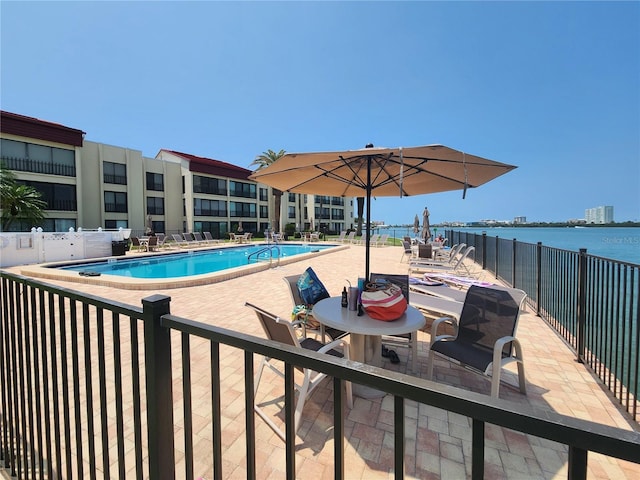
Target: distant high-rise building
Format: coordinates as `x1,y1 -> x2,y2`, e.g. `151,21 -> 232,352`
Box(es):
513,216 -> 527,224
585,206 -> 614,224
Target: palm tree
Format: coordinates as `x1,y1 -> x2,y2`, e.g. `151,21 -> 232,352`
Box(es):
1,165 -> 47,231
251,149 -> 286,233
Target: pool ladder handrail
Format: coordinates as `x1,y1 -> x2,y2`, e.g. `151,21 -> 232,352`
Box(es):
247,244 -> 281,267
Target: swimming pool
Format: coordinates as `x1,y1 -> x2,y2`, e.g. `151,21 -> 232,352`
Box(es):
21,243 -> 349,290
61,243 -> 336,279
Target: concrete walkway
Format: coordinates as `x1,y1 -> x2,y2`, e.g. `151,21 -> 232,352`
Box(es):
8,241 -> 639,479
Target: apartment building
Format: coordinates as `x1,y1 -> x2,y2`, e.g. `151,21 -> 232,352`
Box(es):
0,110 -> 354,237
585,205 -> 614,224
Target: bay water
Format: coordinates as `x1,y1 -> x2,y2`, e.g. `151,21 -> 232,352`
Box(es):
385,226 -> 640,265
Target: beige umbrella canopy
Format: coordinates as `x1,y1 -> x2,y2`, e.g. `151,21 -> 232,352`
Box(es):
249,144 -> 516,279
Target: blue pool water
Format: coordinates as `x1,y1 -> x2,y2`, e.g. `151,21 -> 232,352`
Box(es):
61,243 -> 335,279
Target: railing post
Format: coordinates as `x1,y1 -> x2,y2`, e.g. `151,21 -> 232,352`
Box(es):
577,249 -> 588,363
512,238 -> 517,288
536,242 -> 542,316
142,294 -> 175,480
482,232 -> 487,270
494,236 -> 499,279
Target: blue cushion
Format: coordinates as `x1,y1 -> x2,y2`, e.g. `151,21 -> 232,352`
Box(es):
296,267 -> 330,305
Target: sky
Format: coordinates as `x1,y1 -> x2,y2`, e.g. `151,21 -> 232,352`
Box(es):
1,1 -> 639,225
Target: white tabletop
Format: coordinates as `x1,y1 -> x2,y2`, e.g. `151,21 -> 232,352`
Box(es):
312,297 -> 425,336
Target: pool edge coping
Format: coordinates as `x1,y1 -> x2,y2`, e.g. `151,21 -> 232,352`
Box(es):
18,243 -> 350,290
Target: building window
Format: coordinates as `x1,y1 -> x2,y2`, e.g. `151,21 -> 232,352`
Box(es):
193,221 -> 228,239
194,198 -> 226,216
103,161 -> 127,184
146,197 -> 165,215
146,172 -> 164,191
104,191 -> 127,213
20,180 -> 77,211
288,206 -> 296,219
193,175 -> 226,195
259,188 -> 268,201
288,193 -> 296,202
229,181 -> 256,199
0,139 -> 76,177
105,220 -> 129,229
229,201 -> 256,217
331,208 -> 344,220
260,205 -> 269,219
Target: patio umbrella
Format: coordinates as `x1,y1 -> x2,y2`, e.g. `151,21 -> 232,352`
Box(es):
413,214 -> 420,235
249,144 -> 516,279
422,207 -> 431,242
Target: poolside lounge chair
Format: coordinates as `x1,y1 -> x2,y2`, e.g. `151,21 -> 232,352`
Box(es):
409,246 -> 476,277
343,231 -> 356,244
283,274 -> 347,342
192,232 -> 209,245
374,234 -> 389,247
171,233 -> 191,248
335,231 -> 347,243
412,243 -> 466,268
202,231 -> 220,244
245,302 -> 353,441
155,233 -> 167,249
426,285 -> 528,398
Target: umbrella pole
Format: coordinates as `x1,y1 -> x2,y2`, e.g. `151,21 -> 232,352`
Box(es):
365,155 -> 372,281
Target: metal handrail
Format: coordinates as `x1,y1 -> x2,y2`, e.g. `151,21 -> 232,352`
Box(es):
246,245 -> 281,267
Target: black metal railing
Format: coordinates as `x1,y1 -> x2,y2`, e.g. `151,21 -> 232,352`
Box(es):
447,230 -> 640,422
0,156 -> 76,177
1,271 -> 639,479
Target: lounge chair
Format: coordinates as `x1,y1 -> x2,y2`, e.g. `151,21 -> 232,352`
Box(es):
192,232 -> 208,245
409,291 -> 463,320
202,231 -> 220,244
409,246 -> 476,277
171,233 -> 190,248
283,274 -> 347,342
411,243 -> 466,267
343,231 -> 356,244
155,233 -> 167,249
425,285 -> 527,398
374,234 -> 389,247
335,231 -> 347,243
358,233 -> 379,246
245,302 -> 353,440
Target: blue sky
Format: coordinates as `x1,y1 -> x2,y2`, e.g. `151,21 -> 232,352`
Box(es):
2,1 -> 638,225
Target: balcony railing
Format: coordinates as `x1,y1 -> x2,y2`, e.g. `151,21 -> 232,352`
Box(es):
447,230 -> 640,422
1,270 -> 639,479
1,155 -> 76,177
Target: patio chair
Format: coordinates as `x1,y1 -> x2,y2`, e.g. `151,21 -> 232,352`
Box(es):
335,231 -> 347,243
369,273 -> 420,372
192,232 -> 207,244
400,240 -> 414,262
245,302 -> 353,441
129,236 -> 142,252
425,285 -> 528,398
283,274 -> 347,342
146,235 -> 159,252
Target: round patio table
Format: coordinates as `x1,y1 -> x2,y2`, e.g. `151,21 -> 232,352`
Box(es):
312,297 -> 425,398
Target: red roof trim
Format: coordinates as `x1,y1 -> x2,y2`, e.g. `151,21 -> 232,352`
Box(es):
0,110 -> 85,147
160,149 -> 254,181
